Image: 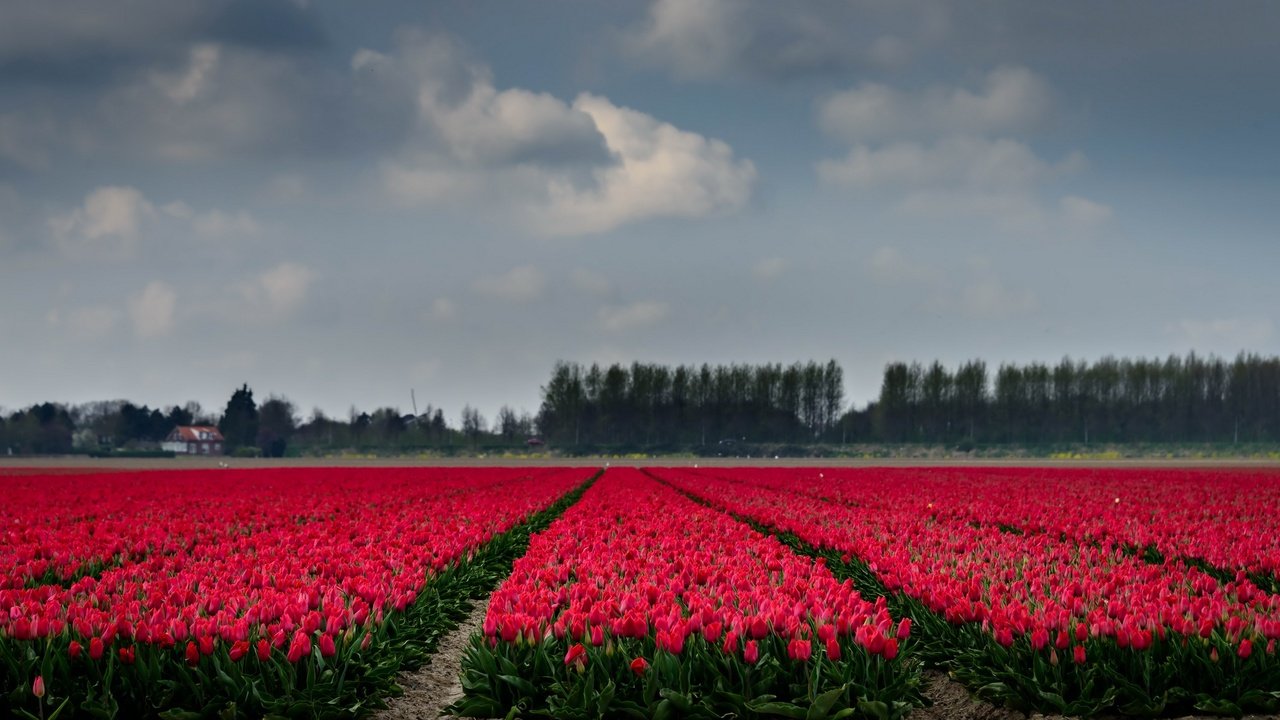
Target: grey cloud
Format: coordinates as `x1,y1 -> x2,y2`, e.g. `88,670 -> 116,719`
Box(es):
628,0 -> 949,82
0,0 -> 325,86
204,0 -> 328,52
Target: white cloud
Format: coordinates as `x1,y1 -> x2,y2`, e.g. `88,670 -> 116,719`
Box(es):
819,67 -> 1052,143
597,300 -> 670,332
49,186 -> 262,259
473,265 -> 546,302
191,210 -> 260,238
150,43 -> 220,104
752,257 -> 787,280
814,66 -> 1107,235
571,268 -> 612,296
49,185 -> 154,259
1060,195 -> 1113,228
534,94 -> 756,236
238,262 -> 316,320
1171,318 -> 1274,349
129,281 -> 177,338
365,32 -> 755,235
817,137 -> 1076,191
381,163 -> 479,204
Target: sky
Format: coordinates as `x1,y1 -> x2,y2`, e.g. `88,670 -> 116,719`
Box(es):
2,1 -> 1279,425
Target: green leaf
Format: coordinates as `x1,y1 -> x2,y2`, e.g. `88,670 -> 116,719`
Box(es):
807,685 -> 847,720
747,701 -> 807,719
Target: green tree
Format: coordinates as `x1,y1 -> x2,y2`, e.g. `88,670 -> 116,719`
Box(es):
256,395 -> 298,457
218,384 -> 259,452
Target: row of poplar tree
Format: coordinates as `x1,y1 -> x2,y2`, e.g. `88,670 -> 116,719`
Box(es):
534,353 -> 1280,448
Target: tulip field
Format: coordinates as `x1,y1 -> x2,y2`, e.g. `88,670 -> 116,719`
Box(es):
3,464 -> 1280,719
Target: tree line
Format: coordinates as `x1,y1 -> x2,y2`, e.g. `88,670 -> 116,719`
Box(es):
0,385 -> 534,457
536,360 -> 845,448
861,353 -> 1280,444
4,353 -> 1280,456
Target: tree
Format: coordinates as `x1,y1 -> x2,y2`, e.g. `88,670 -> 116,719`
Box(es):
218,384 -> 259,452
461,405 -> 486,446
256,395 -> 298,457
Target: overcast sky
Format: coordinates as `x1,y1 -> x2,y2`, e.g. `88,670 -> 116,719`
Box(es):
2,1 -> 1278,423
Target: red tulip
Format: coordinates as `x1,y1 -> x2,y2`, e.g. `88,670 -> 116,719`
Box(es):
256,638 -> 271,661
229,640 -> 250,662
287,631 -> 312,663
32,676 -> 45,699
825,638 -> 841,660
743,639 -> 759,664
895,617 -> 912,641
1073,645 -> 1086,664
630,656 -> 648,676
883,637 -> 899,660
1238,639 -> 1252,659
89,637 -> 104,661
68,640 -> 83,659
564,643 -> 587,672
185,641 -> 200,666
787,637 -> 812,662
319,633 -> 336,658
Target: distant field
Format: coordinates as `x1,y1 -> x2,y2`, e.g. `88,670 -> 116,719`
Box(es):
4,454 -> 1280,471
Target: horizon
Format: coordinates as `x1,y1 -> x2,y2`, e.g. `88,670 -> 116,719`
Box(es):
2,2 -> 1278,427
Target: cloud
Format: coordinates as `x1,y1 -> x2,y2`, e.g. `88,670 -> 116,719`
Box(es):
1171,318 -> 1275,350
866,246 -> 938,285
752,257 -> 787,280
66,306 -> 120,339
571,268 -> 612,296
533,94 -> 756,235
429,297 -> 457,321
816,68 -> 1100,234
366,31 -> 755,235
237,262 -> 316,320
626,0 -> 949,81
191,210 -> 261,238
150,43 -> 220,104
49,186 -> 154,259
597,300 -> 670,333
818,67 -> 1052,144
0,112 -> 58,171
864,246 -> 1036,319
1059,195 -> 1113,228
818,137 -> 1075,191
473,265 -> 546,302
959,279 -> 1038,319
48,186 -> 261,259
129,281 -> 177,338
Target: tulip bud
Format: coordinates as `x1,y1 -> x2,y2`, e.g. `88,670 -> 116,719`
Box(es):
69,640 -> 83,659
564,643 -> 587,673
1210,646 -> 1219,663
744,640 -> 759,664
1238,639 -> 1252,659
630,656 -> 648,676
32,676 -> 45,699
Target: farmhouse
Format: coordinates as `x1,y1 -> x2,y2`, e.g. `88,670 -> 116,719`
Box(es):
161,425 -> 224,456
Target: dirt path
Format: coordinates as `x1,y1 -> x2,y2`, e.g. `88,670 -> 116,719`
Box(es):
373,599 -> 490,720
